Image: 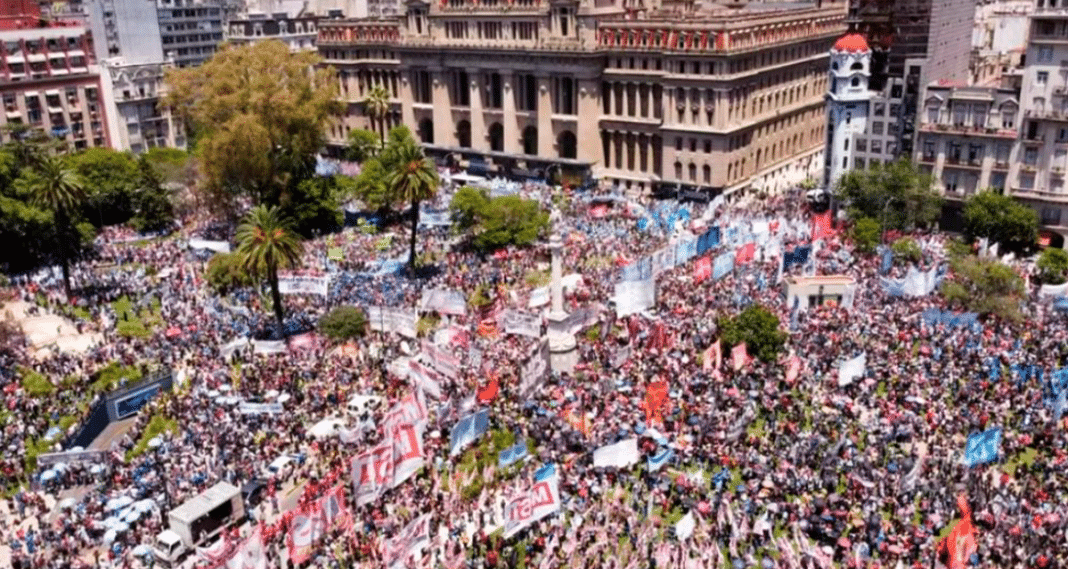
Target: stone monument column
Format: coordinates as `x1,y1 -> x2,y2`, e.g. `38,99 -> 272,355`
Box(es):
546,232 -> 578,374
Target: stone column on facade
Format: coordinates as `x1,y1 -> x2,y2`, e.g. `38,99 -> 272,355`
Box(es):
468,69 -> 487,151
576,78 -> 600,166
537,74 -> 554,157
399,71 -> 416,129
431,70 -> 452,148
501,73 -> 520,154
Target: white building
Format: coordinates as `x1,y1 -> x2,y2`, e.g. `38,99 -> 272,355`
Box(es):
824,33 -> 873,189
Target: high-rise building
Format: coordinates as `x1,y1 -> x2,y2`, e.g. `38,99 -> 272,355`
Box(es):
157,0 -> 224,67
0,26 -> 112,149
317,0 -> 848,197
227,13 -> 322,51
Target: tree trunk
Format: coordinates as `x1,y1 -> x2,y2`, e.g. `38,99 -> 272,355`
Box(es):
409,199 -> 420,270
269,267 -> 285,340
379,116 -> 386,146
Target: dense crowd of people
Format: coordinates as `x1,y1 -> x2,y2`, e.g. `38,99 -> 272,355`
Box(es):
0,174 -> 1066,569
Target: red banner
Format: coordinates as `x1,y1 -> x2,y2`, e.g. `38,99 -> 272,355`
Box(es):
643,381 -> 670,426
694,256 -> 712,282
811,211 -> 834,242
735,243 -> 755,265
938,495 -> 977,569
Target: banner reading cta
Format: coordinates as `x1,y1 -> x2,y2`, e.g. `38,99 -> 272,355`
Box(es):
277,273 -> 330,296
503,473 -> 562,538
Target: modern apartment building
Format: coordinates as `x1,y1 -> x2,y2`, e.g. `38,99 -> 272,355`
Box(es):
157,0 -> 224,67
317,0 -> 848,197
0,26 -> 111,149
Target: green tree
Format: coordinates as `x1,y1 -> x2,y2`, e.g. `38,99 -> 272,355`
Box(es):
850,217 -> 881,254
205,252 -> 256,293
385,141 -> 438,269
941,254 -> 1025,322
962,191 -> 1039,254
449,186 -> 490,231
1037,247 -> 1068,285
363,86 -> 391,145
130,155 -> 176,233
318,306 -> 367,341
835,159 -> 942,230
16,155 -> 87,299
141,147 -> 192,187
235,205 -> 304,337
716,304 -> 787,364
164,41 -> 341,210
346,128 -> 380,163
350,157 -> 390,210
280,176 -> 344,238
890,237 -> 922,264
67,148 -> 139,227
449,187 -> 549,251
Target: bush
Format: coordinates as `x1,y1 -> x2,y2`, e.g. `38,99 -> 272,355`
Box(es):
318,306 -> 367,341
942,255 -> 1025,322
891,237 -> 922,265
126,415 -> 178,461
92,361 -> 143,394
1037,247 -> 1068,285
19,366 -> 54,397
850,217 -> 881,254
717,304 -> 787,364
205,252 -> 255,293
449,188 -> 549,252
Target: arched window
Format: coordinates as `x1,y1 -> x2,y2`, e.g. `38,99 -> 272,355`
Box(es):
557,130 -> 577,159
418,118 -> 433,144
488,123 -> 504,152
522,126 -> 538,155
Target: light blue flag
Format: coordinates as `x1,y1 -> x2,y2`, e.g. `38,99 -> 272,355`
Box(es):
534,463 -> 556,482
963,428 -> 1002,467
647,447 -> 674,472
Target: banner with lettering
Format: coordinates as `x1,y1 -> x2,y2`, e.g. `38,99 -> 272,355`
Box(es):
382,389 -> 429,435
731,342 -> 748,371
520,340 -> 551,395
350,442 -> 393,506
419,340 -> 460,379
286,501 -> 324,564
497,309 -> 542,338
366,306 -> 418,339
419,288 -> 467,316
225,525 -> 266,569
388,420 -> 425,488
383,515 -> 431,569
502,473 -> 562,538
592,438 -> 640,469
407,360 -> 443,399
277,274 -> 330,296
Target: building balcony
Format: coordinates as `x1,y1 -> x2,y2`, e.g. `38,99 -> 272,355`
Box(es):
992,160 -> 1010,170
919,122 -> 1016,138
1053,166 -> 1066,177
1025,108 -> 1068,122
919,153 -> 936,163
1020,163 -> 1039,172
1012,187 -> 1068,203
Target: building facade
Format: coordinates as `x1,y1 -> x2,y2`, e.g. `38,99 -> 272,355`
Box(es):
99,59 -> 183,151
317,0 -> 847,197
227,14 -> 320,51
915,84 -> 1018,199
0,26 -> 112,149
158,0 -> 224,67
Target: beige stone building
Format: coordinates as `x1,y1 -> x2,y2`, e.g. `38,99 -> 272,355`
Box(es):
316,0 -> 847,196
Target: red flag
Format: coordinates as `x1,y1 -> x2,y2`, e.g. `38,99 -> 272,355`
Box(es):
735,243 -> 755,265
769,220 -> 780,234
938,495 -> 977,569
811,211 -> 834,242
477,375 -> 499,403
732,343 -> 749,371
694,256 -> 712,282
786,355 -> 801,384
590,204 -> 609,218
643,381 -> 670,426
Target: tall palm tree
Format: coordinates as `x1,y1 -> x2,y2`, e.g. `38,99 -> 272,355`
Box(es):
17,155 -> 86,300
363,86 -> 391,144
386,141 -> 438,269
235,205 -> 304,339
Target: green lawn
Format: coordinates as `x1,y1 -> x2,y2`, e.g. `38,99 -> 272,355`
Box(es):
19,366 -> 54,397
112,295 -> 163,338
125,415 -> 178,461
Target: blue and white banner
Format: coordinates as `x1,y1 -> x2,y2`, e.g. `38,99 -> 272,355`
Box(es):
621,257 -> 653,282
712,251 -> 734,280
651,246 -> 676,277
963,427 -> 1002,467
647,447 -> 674,472
675,238 -> 697,264
449,409 -> 490,456
881,266 -> 943,297
278,274 -> 330,296
534,463 -> 556,482
696,227 -> 720,256
497,440 -> 528,468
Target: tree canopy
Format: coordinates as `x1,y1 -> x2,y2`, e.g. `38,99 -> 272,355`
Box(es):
849,217 -> 880,254
941,253 -> 1025,323
835,160 -> 942,230
962,191 -> 1038,254
716,304 -> 787,364
1037,247 -> 1068,285
449,186 -> 549,252
318,306 -> 368,341
164,41 -> 342,210
386,139 -> 438,268
15,155 -> 87,298
346,128 -> 380,163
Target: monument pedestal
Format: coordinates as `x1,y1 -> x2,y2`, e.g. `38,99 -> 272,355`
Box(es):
546,312 -> 579,375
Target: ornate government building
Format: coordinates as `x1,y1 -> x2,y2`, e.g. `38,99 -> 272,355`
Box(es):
317,0 -> 846,196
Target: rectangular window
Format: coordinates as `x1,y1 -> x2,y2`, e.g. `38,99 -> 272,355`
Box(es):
1020,173 -> 1035,189
675,137 -> 682,151
1038,71 -> 1049,86
1025,148 -> 1038,165
870,121 -> 883,135
856,138 -> 867,152
927,106 -> 939,124
944,171 -> 958,193
1041,207 -> 1061,225
873,102 -> 886,117
948,142 -> 961,162
1039,46 -> 1055,63
1002,110 -> 1015,129
996,144 -> 1010,164
923,140 -> 936,161
968,144 -> 983,165
870,140 -> 882,154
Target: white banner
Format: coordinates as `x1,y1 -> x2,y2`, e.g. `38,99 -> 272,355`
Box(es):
528,287 -> 549,309
407,360 -> 443,400
367,307 -> 418,339
1040,282 -> 1068,297
420,340 -> 460,379
502,474 -> 562,538
350,442 -> 393,506
251,340 -> 286,355
237,402 -> 283,415
188,238 -> 230,253
277,274 -> 330,296
226,525 -> 266,569
498,309 -> 542,338
419,288 -> 467,316
384,515 -> 431,569
614,278 -> 655,317
520,340 -> 550,395
838,353 -> 867,386
388,421 -> 425,488
592,438 -> 640,469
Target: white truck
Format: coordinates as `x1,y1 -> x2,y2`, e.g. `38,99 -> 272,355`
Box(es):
153,482 -> 245,567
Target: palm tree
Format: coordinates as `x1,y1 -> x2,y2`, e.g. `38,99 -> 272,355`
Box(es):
386,141 -> 438,269
235,205 -> 304,339
18,155 -> 86,300
363,86 -> 391,145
